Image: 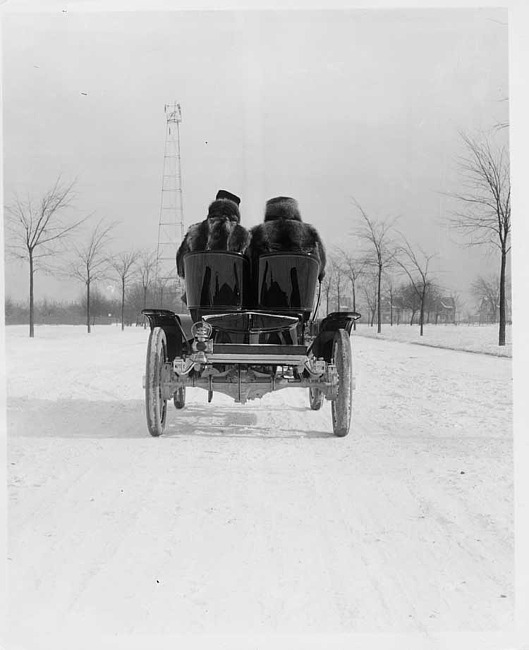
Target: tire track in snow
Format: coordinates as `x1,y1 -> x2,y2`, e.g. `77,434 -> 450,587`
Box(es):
6,328 -> 513,637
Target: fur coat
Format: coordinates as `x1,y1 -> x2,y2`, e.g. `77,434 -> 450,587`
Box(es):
247,196 -> 326,281
176,199 -> 250,278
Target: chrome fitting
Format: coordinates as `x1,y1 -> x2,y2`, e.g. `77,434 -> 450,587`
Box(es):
304,357 -> 326,377
173,358 -> 195,376
191,320 -> 213,343
192,339 -> 214,354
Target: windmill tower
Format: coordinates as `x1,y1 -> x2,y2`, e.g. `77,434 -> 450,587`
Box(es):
155,102 -> 184,308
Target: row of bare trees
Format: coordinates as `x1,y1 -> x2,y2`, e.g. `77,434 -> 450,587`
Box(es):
5,279 -> 183,328
68,241 -> 179,334
320,245 -> 446,330
321,252 -> 509,328
5,129 -> 511,344
318,130 -> 510,345
4,180 -> 177,336
319,207 -> 439,338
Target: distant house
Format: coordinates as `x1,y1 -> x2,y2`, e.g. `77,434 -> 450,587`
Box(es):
389,295 -> 456,325
477,297 -> 498,324
357,294 -> 459,326
434,297 -> 456,324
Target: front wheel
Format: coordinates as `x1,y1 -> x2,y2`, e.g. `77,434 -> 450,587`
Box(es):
331,329 -> 352,437
174,386 -> 186,409
145,327 -> 168,436
309,387 -> 324,410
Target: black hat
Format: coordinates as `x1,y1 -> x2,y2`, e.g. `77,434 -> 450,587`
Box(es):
216,189 -> 240,205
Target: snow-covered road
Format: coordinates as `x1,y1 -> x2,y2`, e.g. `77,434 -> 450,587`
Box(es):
5,325 -> 513,648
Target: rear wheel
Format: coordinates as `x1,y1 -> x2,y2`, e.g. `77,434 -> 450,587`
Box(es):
174,386 -> 186,409
309,387 -> 324,410
331,329 -> 352,437
145,327 -> 168,436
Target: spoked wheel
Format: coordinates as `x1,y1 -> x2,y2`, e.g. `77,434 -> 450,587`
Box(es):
331,329 -> 353,437
174,386 -> 186,409
309,387 -> 324,410
145,327 -> 168,437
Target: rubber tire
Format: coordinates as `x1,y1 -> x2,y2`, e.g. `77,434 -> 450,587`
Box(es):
309,387 -> 324,410
174,386 -> 186,409
331,329 -> 352,437
145,327 -> 168,437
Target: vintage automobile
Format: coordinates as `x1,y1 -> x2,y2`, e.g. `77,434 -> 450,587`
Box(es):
142,250 -> 360,437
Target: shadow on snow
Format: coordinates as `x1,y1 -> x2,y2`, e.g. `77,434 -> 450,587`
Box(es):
7,398 -> 334,440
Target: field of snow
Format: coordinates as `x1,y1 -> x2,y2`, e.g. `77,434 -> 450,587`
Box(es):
4,324 -> 515,650
353,323 -> 512,357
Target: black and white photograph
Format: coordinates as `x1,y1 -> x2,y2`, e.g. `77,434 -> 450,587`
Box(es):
1,1 -> 526,649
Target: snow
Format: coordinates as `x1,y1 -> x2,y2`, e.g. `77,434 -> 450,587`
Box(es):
353,323 -> 512,358
4,324 -> 515,650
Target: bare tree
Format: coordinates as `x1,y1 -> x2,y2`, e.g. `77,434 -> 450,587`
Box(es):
360,273 -> 378,327
125,283 -> 146,325
331,256 -> 346,312
318,254 -> 346,315
110,250 -> 140,331
4,178 -> 86,337
337,248 -> 365,329
449,131 -> 511,345
383,276 -> 397,326
137,250 -> 157,327
78,288 -> 115,328
353,199 -> 397,333
470,273 -> 511,324
394,282 -> 421,325
154,275 -> 175,311
395,237 -> 436,336
320,258 -> 335,316
69,220 -> 115,333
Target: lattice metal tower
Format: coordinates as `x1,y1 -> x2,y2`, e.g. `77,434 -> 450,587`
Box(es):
155,102 -> 184,304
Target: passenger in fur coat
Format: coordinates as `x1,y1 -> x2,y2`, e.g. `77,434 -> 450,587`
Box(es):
176,190 -> 250,278
247,196 -> 326,281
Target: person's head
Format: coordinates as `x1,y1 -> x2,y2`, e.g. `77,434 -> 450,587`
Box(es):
264,196 -> 302,222
207,198 -> 240,223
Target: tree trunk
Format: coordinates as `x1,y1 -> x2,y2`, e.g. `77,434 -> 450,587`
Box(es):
143,285 -> 148,329
86,280 -> 91,334
377,265 -> 382,334
121,278 -> 125,331
29,251 -> 35,338
352,284 -> 357,331
499,248 -> 507,346
420,290 -> 425,336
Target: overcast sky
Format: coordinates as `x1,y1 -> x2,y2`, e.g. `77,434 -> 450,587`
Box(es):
2,7 -> 510,303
